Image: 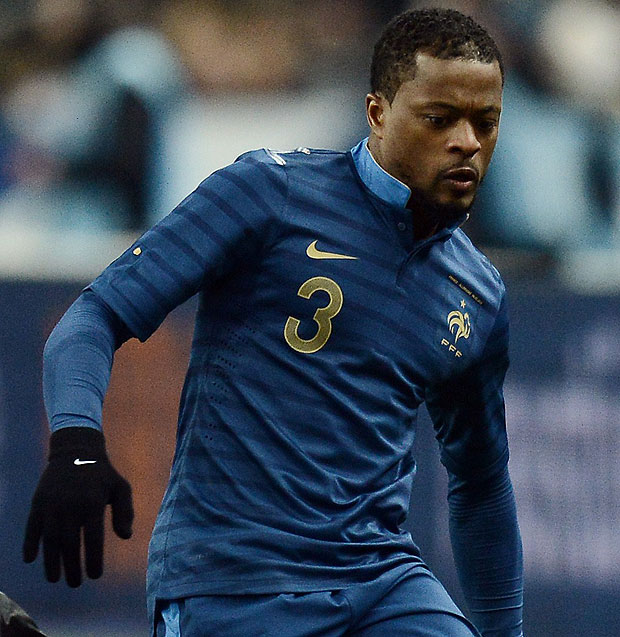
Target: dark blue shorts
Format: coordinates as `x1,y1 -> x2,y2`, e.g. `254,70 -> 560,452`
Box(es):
154,564 -> 480,636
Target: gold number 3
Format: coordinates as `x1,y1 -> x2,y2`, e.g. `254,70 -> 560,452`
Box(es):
284,276 -> 344,353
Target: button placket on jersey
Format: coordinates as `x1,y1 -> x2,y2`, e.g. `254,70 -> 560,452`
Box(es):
395,226 -> 451,288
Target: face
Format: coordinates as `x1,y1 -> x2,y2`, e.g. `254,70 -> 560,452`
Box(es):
366,52 -> 503,219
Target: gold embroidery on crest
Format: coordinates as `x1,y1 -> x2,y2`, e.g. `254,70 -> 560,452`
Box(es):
448,310 -> 471,343
441,300 -> 472,358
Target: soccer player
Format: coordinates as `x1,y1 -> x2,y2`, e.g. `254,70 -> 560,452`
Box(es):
23,8 -> 523,637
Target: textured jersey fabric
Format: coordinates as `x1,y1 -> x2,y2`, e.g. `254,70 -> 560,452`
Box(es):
42,291 -> 522,635
43,290 -> 131,432
448,466 -> 523,635
85,142 -> 511,611
156,564 -> 481,637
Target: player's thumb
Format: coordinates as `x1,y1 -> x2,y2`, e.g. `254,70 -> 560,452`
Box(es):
110,476 -> 134,539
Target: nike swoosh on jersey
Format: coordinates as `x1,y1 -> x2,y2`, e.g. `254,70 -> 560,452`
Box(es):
306,240 -> 358,260
74,459 -> 97,465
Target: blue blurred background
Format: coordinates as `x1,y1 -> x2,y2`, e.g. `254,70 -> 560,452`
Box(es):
0,1 -> 618,635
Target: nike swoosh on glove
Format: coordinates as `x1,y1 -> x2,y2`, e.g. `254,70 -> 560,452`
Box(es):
23,427 -> 134,587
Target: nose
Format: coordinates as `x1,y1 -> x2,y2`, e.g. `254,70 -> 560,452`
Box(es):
447,120 -> 481,157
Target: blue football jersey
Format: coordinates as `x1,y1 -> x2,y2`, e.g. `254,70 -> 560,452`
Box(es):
88,142 -> 509,608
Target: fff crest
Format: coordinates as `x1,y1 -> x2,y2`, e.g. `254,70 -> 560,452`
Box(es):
441,301 -> 471,358
448,309 -> 471,343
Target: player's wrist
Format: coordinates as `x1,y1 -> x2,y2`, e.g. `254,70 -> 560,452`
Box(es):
48,426 -> 106,461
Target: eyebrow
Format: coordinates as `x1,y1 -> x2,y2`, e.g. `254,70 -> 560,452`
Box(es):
421,101 -> 501,115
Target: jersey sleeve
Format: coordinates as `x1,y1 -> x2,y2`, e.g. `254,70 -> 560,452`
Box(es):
87,153 -> 288,341
448,466 -> 524,636
43,290 -> 130,433
425,292 -> 510,482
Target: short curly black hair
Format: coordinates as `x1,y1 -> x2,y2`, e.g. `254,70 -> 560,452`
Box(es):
371,8 -> 504,103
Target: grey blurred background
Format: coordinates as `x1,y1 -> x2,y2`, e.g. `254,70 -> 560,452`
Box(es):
0,1 -> 618,635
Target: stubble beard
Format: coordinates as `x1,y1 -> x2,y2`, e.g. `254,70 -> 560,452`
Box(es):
407,185 -> 476,228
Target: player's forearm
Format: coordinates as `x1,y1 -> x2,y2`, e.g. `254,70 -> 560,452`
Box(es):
42,290 -> 131,432
448,465 -> 523,637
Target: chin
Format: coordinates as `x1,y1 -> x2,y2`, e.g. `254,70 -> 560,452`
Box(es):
436,202 -> 471,225
411,187 -> 475,225
439,196 -> 474,215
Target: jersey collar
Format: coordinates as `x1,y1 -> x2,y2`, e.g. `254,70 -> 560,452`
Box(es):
351,137 -> 469,239
350,137 -> 411,208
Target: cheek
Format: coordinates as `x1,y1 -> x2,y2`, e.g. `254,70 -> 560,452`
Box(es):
390,132 -> 442,179
479,140 -> 499,175
483,129 -> 499,154
400,158 -> 441,191
405,143 -> 444,184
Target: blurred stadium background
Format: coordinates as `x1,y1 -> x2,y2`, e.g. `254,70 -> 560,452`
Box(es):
0,0 -> 618,635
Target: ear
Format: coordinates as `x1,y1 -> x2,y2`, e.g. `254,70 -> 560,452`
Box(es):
365,93 -> 388,139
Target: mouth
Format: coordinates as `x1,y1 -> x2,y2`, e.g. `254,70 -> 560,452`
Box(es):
441,167 -> 478,192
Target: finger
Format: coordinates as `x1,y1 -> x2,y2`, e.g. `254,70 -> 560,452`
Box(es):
23,506 -> 43,563
110,478 -> 134,539
60,520 -> 82,588
43,528 -> 62,583
83,513 -> 104,579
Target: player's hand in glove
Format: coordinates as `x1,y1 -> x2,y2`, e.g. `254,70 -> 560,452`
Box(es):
23,426 -> 134,587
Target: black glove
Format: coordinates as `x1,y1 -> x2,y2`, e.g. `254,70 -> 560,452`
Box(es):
23,427 -> 134,588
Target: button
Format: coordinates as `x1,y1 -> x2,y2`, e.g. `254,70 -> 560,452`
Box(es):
397,222 -> 407,231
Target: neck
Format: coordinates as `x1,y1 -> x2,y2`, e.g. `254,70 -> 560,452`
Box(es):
366,135 -> 383,168
368,136 -> 439,240
410,207 -> 439,240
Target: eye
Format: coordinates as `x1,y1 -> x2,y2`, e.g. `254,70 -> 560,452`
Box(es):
425,115 -> 449,128
477,119 -> 499,133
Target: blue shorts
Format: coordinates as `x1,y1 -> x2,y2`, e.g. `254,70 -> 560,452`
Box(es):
154,564 -> 480,636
